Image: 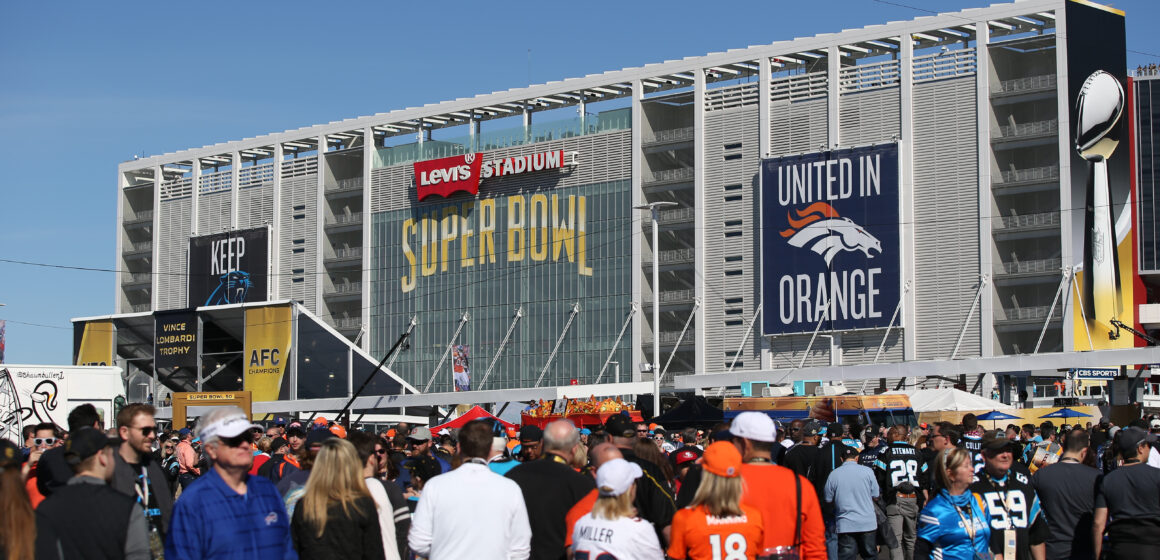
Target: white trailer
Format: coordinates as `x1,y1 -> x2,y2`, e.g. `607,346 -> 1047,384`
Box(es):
1,364 -> 124,442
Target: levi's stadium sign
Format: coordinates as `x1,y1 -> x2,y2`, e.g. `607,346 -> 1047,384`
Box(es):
413,149 -> 577,201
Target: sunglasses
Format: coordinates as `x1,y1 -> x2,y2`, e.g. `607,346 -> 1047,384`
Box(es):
636,429 -> 648,433
130,425 -> 157,437
219,431 -> 255,448
34,437 -> 57,446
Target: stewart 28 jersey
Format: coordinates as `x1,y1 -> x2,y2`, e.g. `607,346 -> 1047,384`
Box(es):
968,470 -> 1048,560
873,441 -> 928,503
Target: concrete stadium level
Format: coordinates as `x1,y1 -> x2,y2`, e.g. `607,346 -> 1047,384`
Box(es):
111,0 -> 1152,401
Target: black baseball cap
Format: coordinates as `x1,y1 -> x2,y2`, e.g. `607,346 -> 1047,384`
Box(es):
519,425 -> 544,443
827,422 -> 844,438
269,437 -> 288,454
64,427 -> 119,466
604,414 -> 636,438
981,431 -> 1019,454
305,428 -> 336,449
0,439 -> 23,469
1116,427 -> 1156,455
800,421 -> 822,438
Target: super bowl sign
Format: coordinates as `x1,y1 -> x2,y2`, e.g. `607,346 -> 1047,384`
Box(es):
761,143 -> 900,335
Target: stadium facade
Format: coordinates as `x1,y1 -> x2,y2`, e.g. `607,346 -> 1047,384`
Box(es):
103,0 -> 1148,402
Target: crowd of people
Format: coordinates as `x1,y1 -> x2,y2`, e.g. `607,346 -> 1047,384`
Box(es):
2,403 -> 1160,560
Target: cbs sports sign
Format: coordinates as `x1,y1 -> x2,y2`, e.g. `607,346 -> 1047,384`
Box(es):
761,143 -> 900,336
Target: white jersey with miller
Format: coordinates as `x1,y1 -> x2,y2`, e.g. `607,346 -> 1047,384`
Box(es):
571,512 -> 664,560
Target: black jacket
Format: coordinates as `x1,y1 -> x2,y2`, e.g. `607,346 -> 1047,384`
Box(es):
291,495 -> 385,560
37,478 -> 143,560
506,454 -> 597,560
34,447 -> 74,497
111,450 -> 174,534
618,447 -> 676,542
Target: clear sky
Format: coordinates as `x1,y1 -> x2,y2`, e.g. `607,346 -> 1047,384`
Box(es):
1,0 -> 1157,365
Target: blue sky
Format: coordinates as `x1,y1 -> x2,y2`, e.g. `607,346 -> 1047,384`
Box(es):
1,0 -> 1157,364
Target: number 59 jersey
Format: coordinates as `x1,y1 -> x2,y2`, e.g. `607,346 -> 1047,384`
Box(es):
968,470 -> 1049,560
668,504 -> 765,560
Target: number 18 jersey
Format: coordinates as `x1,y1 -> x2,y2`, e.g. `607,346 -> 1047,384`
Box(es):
668,504 -> 764,560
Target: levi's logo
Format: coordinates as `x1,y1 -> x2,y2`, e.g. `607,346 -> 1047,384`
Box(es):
414,153 -> 482,201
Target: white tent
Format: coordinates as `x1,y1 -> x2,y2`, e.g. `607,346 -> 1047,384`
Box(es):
886,388 -> 1014,412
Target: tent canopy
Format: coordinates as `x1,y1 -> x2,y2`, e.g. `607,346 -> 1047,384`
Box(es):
650,396 -> 724,429
886,388 -> 1014,412
431,405 -> 517,432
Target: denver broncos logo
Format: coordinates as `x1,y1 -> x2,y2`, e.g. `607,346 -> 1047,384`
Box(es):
780,202 -> 882,266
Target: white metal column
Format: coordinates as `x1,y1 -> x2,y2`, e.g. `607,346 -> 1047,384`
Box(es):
1054,8 -> 1076,353
630,80 -> 645,382
976,20 -> 996,357
272,144 -> 284,300
758,56 -> 772,371
230,151 -> 240,230
151,165 -> 162,311
316,135 -> 327,315
362,127 -> 374,351
900,34 -> 917,362
693,69 -> 707,377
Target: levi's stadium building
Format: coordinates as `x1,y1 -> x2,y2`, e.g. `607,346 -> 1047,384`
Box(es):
81,0 -> 1160,417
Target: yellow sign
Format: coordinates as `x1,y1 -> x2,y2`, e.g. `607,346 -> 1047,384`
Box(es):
399,193 -> 594,293
1072,233 -> 1136,350
243,305 -> 292,403
170,391 -> 252,430
75,320 -> 115,366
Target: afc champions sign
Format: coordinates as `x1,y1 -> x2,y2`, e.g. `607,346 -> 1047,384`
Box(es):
761,143 -> 900,335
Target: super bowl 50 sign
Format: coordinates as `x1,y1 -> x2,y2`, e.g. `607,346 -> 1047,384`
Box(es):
761,144 -> 900,335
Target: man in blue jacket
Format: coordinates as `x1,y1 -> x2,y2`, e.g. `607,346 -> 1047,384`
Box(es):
165,406 -> 296,560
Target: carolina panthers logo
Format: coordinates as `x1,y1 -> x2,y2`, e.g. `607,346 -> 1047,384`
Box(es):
780,202 -> 882,266
204,270 -> 252,306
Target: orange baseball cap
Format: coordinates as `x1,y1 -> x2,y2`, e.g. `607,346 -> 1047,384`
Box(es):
506,427 -> 517,438
701,441 -> 742,478
386,429 -> 397,438
329,424 -> 347,439
313,416 -> 328,426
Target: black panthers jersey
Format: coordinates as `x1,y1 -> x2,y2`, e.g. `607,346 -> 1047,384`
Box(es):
968,469 -> 1049,560
873,441 -> 927,503
961,434 -> 985,473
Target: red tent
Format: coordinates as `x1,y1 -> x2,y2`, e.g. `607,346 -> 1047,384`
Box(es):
430,405 -> 517,432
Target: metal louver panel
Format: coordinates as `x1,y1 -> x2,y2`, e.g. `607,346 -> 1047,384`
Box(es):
839,87 -> 901,145
704,107 -> 762,372
157,198 -> 190,311
769,97 -> 828,157
913,77 -> 980,359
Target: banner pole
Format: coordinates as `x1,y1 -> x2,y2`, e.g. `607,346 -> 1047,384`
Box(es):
338,317 -> 416,428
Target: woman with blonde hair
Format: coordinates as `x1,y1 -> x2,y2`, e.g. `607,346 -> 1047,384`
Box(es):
915,447 -> 1000,560
291,438 -> 385,560
569,458 -> 664,560
668,441 -> 764,560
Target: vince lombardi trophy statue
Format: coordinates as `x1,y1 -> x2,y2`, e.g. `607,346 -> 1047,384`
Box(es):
1075,70 -> 1125,333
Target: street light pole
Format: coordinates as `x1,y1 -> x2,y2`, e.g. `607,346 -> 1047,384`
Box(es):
635,201 -> 677,418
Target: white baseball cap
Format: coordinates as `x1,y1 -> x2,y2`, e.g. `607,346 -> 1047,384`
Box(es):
198,412 -> 260,442
728,411 -> 777,442
1150,418 -> 1160,430
596,458 -> 643,497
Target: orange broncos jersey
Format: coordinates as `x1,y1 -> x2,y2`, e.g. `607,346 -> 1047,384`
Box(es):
668,503 -> 764,560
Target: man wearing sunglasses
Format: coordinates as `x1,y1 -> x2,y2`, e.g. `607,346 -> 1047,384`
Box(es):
166,406 -> 294,560
112,403 -> 173,549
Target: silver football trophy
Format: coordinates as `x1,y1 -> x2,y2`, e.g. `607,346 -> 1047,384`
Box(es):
1075,70 -> 1124,331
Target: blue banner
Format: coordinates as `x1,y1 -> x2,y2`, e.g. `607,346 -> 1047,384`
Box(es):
761,144 -> 900,335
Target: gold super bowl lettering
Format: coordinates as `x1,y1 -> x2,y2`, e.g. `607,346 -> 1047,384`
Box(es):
400,193 -> 593,293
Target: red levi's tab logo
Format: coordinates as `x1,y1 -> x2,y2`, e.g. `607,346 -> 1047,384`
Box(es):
413,153 -> 483,201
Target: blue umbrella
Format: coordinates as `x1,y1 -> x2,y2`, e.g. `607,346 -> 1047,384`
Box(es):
1039,407 -> 1093,419
977,410 -> 1021,429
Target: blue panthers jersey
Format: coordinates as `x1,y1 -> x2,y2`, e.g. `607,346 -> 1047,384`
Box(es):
917,489 -> 993,560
